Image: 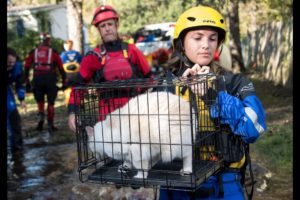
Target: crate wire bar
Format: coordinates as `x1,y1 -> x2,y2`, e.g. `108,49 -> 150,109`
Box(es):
74,75 -> 223,191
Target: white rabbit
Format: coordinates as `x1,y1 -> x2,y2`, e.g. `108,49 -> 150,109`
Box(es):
85,91 -> 196,178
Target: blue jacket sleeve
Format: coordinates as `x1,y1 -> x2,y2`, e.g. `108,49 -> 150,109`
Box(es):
241,95 -> 266,143
210,91 -> 266,143
14,62 -> 26,101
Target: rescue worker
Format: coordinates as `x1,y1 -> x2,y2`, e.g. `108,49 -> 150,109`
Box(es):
60,39 -> 82,69
7,47 -> 27,153
67,5 -> 153,132
24,32 -> 67,133
60,39 -> 82,105
159,5 -> 266,199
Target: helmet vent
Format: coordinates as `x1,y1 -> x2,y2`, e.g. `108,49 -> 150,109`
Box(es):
187,17 -> 196,21
220,19 -> 224,24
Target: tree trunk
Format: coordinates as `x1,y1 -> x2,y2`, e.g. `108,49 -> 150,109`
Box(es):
66,0 -> 84,54
227,0 -> 246,72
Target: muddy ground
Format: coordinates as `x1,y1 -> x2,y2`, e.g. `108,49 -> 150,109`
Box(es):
7,79 -> 293,200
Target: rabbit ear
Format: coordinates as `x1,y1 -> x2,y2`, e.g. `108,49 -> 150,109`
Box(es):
85,126 -> 94,137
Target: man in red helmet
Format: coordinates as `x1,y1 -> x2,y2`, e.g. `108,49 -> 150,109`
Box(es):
67,5 -> 153,132
24,32 -> 67,133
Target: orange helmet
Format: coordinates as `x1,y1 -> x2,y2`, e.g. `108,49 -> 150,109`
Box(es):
92,5 -> 119,26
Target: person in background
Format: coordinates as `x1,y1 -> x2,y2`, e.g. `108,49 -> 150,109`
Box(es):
60,39 -> 82,105
24,32 -> 67,133
67,4 -> 153,132
7,47 -> 27,153
159,5 -> 266,199
60,39 -> 82,68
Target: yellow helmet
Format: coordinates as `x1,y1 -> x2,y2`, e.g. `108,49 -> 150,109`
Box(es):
173,6 -> 226,46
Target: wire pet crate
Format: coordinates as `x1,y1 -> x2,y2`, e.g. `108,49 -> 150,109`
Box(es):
74,75 -> 223,191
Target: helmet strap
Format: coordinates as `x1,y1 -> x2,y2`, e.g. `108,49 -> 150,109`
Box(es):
176,39 -> 194,67
218,44 -> 224,56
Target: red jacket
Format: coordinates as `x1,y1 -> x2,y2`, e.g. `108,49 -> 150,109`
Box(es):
68,40 -> 153,119
24,45 -> 66,83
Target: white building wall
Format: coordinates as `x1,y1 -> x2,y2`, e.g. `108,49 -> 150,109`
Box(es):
7,10 -> 39,32
7,3 -> 90,51
49,7 -> 68,40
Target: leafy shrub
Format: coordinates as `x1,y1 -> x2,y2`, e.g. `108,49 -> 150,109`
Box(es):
7,29 -> 64,60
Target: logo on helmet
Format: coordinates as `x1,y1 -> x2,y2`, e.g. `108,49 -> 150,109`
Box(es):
203,20 -> 216,24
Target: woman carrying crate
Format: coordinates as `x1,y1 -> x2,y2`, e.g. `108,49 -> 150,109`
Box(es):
159,5 -> 266,200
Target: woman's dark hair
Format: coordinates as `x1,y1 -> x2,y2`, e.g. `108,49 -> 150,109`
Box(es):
167,25 -> 228,76
7,47 -> 19,60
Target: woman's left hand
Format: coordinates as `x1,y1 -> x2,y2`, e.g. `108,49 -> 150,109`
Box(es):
196,66 -> 210,75
182,64 -> 211,96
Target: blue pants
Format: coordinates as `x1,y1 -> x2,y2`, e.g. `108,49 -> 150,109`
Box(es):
159,172 -> 245,200
7,109 -> 23,151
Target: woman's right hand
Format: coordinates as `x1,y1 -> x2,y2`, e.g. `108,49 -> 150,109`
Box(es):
183,64 -> 211,96
182,64 -> 210,77
182,64 -> 201,77
68,113 -> 76,132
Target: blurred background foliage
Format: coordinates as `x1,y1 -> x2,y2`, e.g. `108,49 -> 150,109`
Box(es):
8,0 -> 293,49
7,29 -> 64,60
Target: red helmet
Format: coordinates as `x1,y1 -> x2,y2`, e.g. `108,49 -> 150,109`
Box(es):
40,32 -> 51,43
92,5 -> 119,26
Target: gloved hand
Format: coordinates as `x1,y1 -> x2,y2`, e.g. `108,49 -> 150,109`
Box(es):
86,51 -> 102,63
210,91 -> 246,134
26,83 -> 32,93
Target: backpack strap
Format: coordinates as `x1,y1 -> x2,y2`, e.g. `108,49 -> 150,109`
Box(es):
47,48 -> 52,64
34,47 -> 52,68
100,44 -> 107,65
34,48 -> 38,63
217,173 -> 224,198
243,143 -> 255,200
97,41 -> 128,58
122,41 -> 144,79
121,41 -> 128,58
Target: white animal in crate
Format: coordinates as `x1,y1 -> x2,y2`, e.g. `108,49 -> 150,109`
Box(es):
85,91 -> 197,178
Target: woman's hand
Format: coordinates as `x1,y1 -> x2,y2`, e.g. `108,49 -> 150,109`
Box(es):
182,64 -> 199,77
182,64 -> 210,77
182,64 -> 211,96
196,65 -> 210,75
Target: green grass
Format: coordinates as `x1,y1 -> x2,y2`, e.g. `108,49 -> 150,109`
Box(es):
249,76 -> 293,173
254,121 -> 293,172
251,77 -> 292,107
24,93 -> 37,104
